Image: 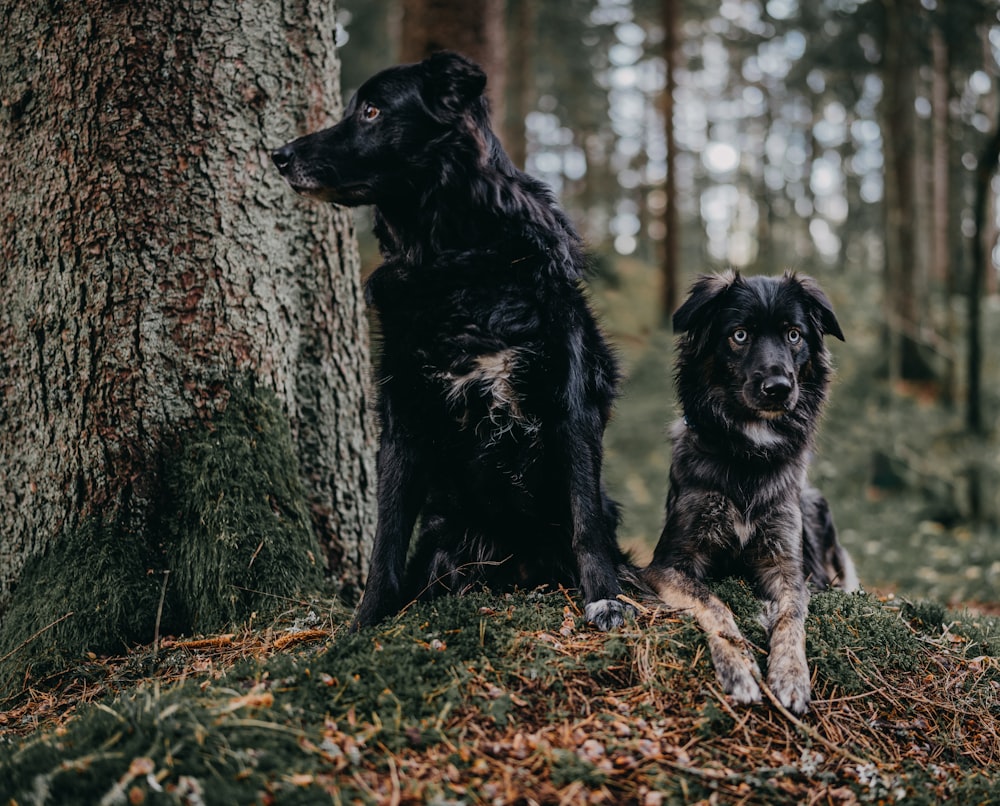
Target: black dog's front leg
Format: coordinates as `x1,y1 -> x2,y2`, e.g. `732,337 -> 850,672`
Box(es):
352,412 -> 425,630
559,417 -> 632,631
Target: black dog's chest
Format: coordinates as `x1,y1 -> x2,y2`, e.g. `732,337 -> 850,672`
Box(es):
369,263 -> 548,450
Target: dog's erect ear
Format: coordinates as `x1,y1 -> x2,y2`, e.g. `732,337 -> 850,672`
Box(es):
673,271 -> 739,334
794,275 -> 844,341
422,51 -> 487,119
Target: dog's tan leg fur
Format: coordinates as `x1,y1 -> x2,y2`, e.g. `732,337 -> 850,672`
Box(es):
758,566 -> 811,714
645,566 -> 762,705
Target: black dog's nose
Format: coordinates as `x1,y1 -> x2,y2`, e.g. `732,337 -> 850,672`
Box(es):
761,376 -> 793,402
271,144 -> 293,173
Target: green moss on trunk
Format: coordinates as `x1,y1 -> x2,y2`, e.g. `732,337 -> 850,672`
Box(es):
158,381 -> 322,633
0,515 -> 165,695
0,381 -> 323,698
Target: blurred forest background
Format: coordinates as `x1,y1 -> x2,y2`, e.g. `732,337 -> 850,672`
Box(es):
337,0 -> 1000,607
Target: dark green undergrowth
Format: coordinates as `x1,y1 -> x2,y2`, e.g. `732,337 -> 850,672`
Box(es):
2,587 -> 997,804
0,382 -> 322,701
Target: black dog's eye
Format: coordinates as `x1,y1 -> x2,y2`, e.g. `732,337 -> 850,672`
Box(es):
360,102 -> 380,121
787,328 -> 801,344
732,328 -> 749,345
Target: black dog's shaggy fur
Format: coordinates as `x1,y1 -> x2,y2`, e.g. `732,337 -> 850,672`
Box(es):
643,271 -> 857,713
272,52 -> 633,631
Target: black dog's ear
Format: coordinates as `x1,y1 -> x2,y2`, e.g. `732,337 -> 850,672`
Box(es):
422,51 -> 487,119
794,274 -> 844,341
673,271 -> 740,334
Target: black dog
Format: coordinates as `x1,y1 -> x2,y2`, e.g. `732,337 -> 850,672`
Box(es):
643,271 -> 857,714
272,52 -> 633,631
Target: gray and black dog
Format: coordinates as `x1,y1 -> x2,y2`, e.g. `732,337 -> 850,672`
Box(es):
643,271 -> 858,714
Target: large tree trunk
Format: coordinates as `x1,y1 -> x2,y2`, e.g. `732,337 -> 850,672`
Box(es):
399,0 -> 508,140
0,1 -> 375,640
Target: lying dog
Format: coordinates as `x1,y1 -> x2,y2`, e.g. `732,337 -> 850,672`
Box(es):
643,271 -> 857,714
272,52 -> 633,631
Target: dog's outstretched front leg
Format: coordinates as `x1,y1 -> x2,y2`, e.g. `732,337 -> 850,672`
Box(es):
352,409 -> 426,631
757,565 -> 811,714
644,565 -> 763,705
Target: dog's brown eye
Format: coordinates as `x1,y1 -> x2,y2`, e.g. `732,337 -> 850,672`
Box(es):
787,328 -> 801,344
361,102 -> 380,121
732,328 -> 749,345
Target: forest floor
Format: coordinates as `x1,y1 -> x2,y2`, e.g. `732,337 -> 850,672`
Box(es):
3,261 -> 1000,803
1,587 -> 998,803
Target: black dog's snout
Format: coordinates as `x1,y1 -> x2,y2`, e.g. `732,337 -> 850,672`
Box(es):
760,375 -> 793,402
270,144 -> 294,174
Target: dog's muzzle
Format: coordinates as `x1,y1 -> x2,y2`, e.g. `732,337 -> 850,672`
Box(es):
270,144 -> 304,186
744,372 -> 798,415
270,144 -> 328,198
760,375 -> 793,404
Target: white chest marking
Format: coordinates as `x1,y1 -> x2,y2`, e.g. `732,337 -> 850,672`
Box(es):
742,421 -> 785,448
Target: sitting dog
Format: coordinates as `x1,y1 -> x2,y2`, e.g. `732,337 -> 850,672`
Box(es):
272,52 -> 633,631
643,271 -> 858,714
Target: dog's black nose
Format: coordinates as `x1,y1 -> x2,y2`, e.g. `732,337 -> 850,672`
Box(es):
271,144 -> 293,173
761,376 -> 793,402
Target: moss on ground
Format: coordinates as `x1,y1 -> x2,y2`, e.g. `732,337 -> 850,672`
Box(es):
0,515 -> 165,696
1,588 -> 997,804
0,382 -> 322,701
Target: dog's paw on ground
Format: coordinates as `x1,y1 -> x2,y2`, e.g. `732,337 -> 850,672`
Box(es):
708,635 -> 763,705
585,598 -> 634,631
767,656 -> 811,715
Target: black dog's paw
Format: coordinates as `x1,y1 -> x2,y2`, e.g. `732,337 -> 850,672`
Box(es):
585,598 -> 634,631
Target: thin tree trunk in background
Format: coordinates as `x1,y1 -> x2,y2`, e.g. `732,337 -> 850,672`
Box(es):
400,0 -> 508,141
0,0 -> 376,615
881,0 -> 931,382
930,26 -> 951,287
505,0 -> 535,168
968,90 -> 1000,436
930,23 -> 956,403
661,0 -> 680,317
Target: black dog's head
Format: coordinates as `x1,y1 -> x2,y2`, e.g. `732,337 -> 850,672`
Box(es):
673,271 -> 844,425
271,51 -> 489,206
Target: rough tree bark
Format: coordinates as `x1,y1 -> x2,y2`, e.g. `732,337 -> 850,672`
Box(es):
0,1 -> 375,624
